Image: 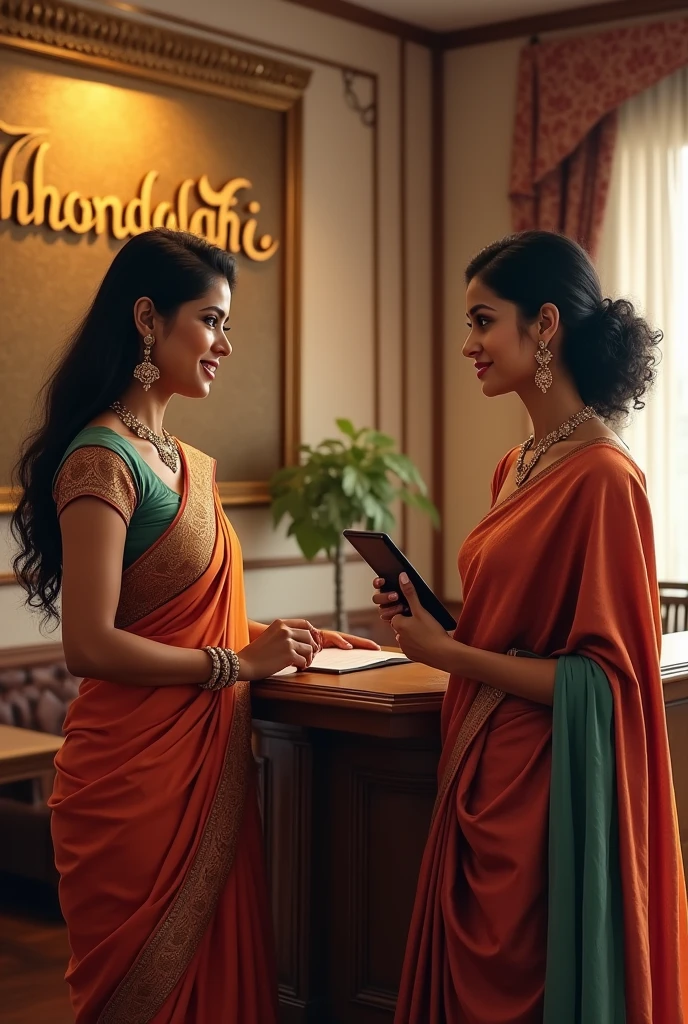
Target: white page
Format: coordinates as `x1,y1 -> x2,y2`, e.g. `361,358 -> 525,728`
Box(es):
271,649 -> 410,677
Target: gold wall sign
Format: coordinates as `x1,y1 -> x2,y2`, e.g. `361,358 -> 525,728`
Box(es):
0,118 -> 279,262
0,0 -> 310,511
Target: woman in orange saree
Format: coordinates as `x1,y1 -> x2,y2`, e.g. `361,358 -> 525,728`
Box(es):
12,228 -> 377,1023
374,232 -> 688,1023
51,440 -> 274,1023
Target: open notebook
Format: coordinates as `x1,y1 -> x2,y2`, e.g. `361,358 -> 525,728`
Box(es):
271,649 -> 410,677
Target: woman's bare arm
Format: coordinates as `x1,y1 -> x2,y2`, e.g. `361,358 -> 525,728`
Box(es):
439,644 -> 557,706
60,498 -> 319,685
60,497 -> 213,686
376,574 -> 557,707
248,620 -> 268,641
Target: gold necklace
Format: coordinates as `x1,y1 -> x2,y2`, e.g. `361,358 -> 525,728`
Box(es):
516,406 -> 596,487
110,401 -> 179,473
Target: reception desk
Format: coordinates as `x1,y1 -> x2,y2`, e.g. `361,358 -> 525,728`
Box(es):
252,632 -> 688,1024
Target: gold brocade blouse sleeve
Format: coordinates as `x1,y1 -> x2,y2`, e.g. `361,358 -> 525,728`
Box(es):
54,446 -> 137,526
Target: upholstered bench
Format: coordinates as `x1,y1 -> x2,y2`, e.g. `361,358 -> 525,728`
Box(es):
0,647 -> 80,883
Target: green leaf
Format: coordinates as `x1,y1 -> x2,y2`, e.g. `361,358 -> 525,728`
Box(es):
380,508 -> 396,532
362,493 -> 383,521
382,452 -> 426,491
342,465 -> 358,497
271,493 -> 293,526
270,418 -> 437,551
316,439 -> 346,453
360,429 -> 396,451
269,465 -> 300,491
369,476 -> 395,504
400,490 -> 440,528
294,523 -> 328,561
325,492 -> 346,531
336,418 -> 359,440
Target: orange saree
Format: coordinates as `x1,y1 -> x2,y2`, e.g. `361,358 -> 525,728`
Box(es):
49,442 -> 278,1024
395,439 -> 688,1024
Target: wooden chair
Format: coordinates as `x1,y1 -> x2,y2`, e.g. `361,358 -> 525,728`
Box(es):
659,582 -> 688,634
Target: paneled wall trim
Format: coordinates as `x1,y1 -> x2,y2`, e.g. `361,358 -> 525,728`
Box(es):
0,554 -> 363,585
283,0 -> 688,48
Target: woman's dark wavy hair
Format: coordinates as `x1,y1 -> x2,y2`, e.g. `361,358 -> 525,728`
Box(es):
12,228 -> 237,628
465,230 -> 662,422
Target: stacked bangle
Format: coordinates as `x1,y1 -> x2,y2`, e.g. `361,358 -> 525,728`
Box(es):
200,646 -> 241,690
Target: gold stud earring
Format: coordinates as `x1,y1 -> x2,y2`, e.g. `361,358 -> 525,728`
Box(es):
534,338 -> 553,393
133,333 -> 160,391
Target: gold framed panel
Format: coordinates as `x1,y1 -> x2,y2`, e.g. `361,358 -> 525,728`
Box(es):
0,0 -> 309,509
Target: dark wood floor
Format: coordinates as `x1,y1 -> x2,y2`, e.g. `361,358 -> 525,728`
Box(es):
0,874 -> 73,1024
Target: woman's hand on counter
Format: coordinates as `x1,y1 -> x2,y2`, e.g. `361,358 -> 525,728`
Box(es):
318,629 -> 380,651
238,619 -> 320,680
279,619 -> 380,653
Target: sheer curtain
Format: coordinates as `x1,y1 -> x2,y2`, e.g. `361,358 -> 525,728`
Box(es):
597,67 -> 688,580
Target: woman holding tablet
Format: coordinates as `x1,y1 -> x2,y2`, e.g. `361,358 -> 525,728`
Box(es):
374,231 -> 688,1023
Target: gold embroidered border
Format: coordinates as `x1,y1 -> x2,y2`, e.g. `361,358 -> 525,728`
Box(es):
115,443 -> 216,629
431,683 -> 505,825
484,437 -> 634,523
97,680 -> 253,1024
54,447 -> 137,524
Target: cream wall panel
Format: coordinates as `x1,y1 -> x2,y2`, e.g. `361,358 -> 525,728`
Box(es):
442,39 -> 525,600
404,42 -> 434,580
300,63 -> 376,447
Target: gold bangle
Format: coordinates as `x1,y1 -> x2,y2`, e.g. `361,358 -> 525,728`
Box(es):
202,646 -> 221,688
199,646 -> 240,690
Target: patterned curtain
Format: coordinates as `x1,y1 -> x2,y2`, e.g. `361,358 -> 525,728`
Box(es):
510,19 -> 688,255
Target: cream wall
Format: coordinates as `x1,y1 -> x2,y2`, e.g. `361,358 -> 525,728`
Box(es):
0,0 -> 434,645
442,38 -> 526,600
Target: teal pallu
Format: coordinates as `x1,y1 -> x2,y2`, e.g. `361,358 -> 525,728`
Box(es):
545,654 -> 625,1022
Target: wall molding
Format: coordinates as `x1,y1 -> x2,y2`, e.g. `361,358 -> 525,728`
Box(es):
0,641 -> 64,669
0,0 -> 310,106
283,0 -> 688,49
341,69 -> 376,126
0,554 -> 363,587
431,46 -> 444,598
281,0 -> 436,47
443,0 -> 688,48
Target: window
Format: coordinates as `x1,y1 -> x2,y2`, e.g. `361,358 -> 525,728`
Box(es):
598,67 -> 688,579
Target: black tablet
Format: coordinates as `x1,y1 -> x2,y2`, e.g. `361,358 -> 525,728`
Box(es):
342,530 -> 457,632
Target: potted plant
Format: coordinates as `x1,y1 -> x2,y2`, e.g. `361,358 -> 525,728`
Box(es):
269,419 -> 439,632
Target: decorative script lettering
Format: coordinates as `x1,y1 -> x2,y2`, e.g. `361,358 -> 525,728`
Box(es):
0,119 -> 279,261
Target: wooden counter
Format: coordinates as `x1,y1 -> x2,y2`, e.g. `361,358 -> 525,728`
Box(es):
0,724 -> 63,785
252,633 -> 688,1024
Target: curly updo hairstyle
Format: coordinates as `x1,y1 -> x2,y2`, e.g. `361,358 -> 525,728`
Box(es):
465,230 -> 661,422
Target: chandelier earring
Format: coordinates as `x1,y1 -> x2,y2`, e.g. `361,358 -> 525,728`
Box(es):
133,332 -> 161,391
534,335 -> 553,394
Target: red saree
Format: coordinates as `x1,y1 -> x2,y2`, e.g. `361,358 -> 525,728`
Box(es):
395,439 -> 688,1024
49,442 -> 278,1024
